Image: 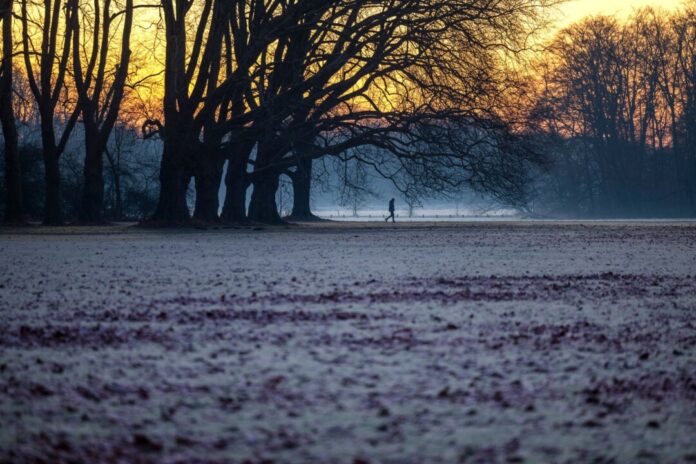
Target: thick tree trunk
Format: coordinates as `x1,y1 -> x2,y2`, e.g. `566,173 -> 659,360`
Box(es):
193,150 -> 225,223
220,156 -> 247,223
247,138 -> 284,224
288,157 -> 320,221
290,171 -> 311,217
43,150 -> 62,225
1,0 -> 23,223
221,140 -> 255,223
248,174 -> 282,224
78,138 -> 105,223
2,121 -> 22,223
151,137 -> 191,225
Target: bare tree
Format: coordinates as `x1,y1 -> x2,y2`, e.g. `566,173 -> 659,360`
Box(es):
68,0 -> 134,223
672,5 -> 696,209
6,0 -> 552,225
103,121 -> 138,219
237,0 -> 551,223
144,0 -> 317,224
530,8 -> 696,217
336,156 -> 371,218
141,0 -> 221,224
287,155 -> 319,221
19,0 -> 81,224
0,0 -> 23,223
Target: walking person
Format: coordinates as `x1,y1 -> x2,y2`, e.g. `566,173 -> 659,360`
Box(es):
385,198 -> 395,223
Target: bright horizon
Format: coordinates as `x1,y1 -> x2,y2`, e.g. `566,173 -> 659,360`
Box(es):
554,0 -> 686,28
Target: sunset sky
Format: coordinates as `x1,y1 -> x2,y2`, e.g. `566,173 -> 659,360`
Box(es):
555,0 -> 685,27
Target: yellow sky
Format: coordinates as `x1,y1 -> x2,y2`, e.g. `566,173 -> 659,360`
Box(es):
555,0 -> 685,28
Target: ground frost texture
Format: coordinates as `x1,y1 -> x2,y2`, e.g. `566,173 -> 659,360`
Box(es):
1,222 -> 695,463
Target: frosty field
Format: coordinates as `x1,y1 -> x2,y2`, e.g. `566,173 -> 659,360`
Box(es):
1,221 -> 695,463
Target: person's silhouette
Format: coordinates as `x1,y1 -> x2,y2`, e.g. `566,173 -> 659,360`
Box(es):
385,198 -> 395,223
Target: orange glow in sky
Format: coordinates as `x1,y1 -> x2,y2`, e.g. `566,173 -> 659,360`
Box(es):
555,0 -> 685,28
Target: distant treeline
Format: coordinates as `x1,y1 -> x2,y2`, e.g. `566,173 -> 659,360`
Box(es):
0,124 -> 161,221
529,8 -> 696,218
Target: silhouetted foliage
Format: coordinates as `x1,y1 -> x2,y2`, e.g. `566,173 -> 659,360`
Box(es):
529,7 -> 696,217
14,0 -> 691,224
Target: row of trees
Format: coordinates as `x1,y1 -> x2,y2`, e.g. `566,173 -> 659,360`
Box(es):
1,0 -> 550,225
1,0 -> 135,224
529,6 -> 696,217
8,2 -> 692,222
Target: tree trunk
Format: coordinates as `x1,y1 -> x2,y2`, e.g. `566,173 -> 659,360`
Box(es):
104,147 -> 122,220
78,137 -> 105,223
288,157 -> 320,221
220,143 -> 253,223
2,120 -> 22,223
247,137 -> 284,224
114,172 -> 122,220
220,159 -> 247,223
193,150 -> 225,223
1,0 -> 23,223
248,173 -> 282,224
43,150 -> 62,225
151,137 -> 191,225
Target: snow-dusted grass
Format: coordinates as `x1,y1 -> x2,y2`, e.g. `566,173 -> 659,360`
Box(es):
1,221 -> 695,463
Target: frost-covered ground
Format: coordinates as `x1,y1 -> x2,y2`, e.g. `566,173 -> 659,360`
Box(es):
312,205 -> 517,220
1,221 -> 695,463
